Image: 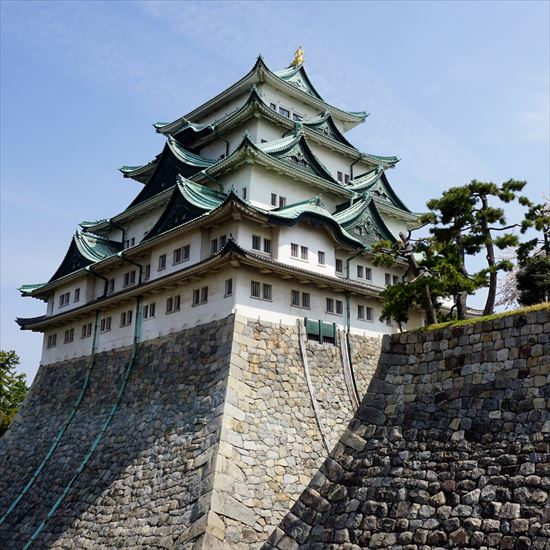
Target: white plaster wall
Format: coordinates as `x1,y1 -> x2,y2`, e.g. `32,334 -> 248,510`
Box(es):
379,212 -> 410,241
258,84 -> 321,121
51,277 -> 94,316
246,165 -> 340,212
199,119 -> 258,161
345,254 -> 405,288
277,224 -> 336,276
194,94 -> 249,127
149,230 -> 202,280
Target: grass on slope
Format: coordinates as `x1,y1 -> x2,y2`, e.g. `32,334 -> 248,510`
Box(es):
413,302 -> 550,333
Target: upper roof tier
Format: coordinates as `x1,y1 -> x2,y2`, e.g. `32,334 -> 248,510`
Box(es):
157,56 -> 368,133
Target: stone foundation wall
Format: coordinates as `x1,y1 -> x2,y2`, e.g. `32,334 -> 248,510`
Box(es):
0,317 -> 234,549
0,315 -> 381,549
265,307 -> 550,549
349,333 -> 383,397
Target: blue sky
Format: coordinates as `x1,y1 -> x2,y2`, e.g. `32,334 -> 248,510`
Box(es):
1,0 -> 549,381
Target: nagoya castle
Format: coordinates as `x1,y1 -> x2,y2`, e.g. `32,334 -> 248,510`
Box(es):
2,50 -> 422,548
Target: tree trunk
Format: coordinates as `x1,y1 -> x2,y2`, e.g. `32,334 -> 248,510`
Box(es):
480,195 -> 497,316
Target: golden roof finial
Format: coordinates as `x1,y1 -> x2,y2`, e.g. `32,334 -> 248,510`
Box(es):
289,46 -> 304,68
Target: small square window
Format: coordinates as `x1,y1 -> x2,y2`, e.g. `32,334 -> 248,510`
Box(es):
300,246 -> 308,261
358,305 -> 365,320
366,307 -> 373,321
262,283 -> 272,301
144,264 -> 151,281
201,286 -> 208,303
143,303 -> 156,319
291,290 -> 300,306
385,273 -> 392,286
291,243 -> 299,258
183,245 -> 190,260
326,298 -> 334,313
357,265 -> 364,278
279,107 -> 290,118
64,328 -> 74,344
271,193 -> 278,206
252,235 -> 261,251
318,251 -> 325,265
263,239 -> 272,254
158,254 -> 167,271
344,174 -> 350,184
211,239 -> 218,254
219,235 -> 227,248
293,113 -> 302,121
74,288 -> 80,302
335,300 -> 343,315
302,292 -> 310,309
270,102 -> 277,110
393,275 -> 399,285
365,267 -> 372,280
279,196 -> 287,207
47,334 -> 57,348
335,259 -> 343,273
108,278 -> 115,294
337,171 -> 343,182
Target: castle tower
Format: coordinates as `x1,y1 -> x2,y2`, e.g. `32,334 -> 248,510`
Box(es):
2,53 -> 421,548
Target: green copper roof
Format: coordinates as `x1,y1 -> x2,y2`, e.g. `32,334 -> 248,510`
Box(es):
119,159 -> 158,183
302,111 -> 357,149
167,138 -> 216,167
333,196 -> 397,246
274,65 -> 324,100
80,219 -> 108,229
347,169 -> 384,192
256,130 -> 337,183
48,232 -> 122,283
269,196 -> 363,247
177,176 -> 226,210
19,283 -> 47,295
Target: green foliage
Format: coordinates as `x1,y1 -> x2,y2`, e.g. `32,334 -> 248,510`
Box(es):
0,351 -> 28,437
516,256 -> 550,306
518,200 -> 550,261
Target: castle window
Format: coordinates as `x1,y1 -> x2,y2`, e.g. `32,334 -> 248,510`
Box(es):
335,300 -> 343,315
124,237 -> 135,249
337,171 -> 343,182
224,278 -> 233,297
123,270 -> 136,287
279,196 -> 287,207
74,288 -> 80,302
107,278 -> 115,294
293,113 -> 302,122
326,298 -> 334,313
143,303 -> 156,319
81,323 -> 92,339
291,243 -> 299,258
393,275 -> 399,285
47,334 -> 57,348
59,292 -> 70,307
192,286 -> 208,306
335,259 -> 343,274
367,307 -> 373,321
345,174 -> 350,184
166,295 -> 181,314
144,264 -> 151,281
271,193 -> 278,206
252,281 -> 273,301
318,251 -> 325,265
365,267 -> 372,280
358,305 -> 365,320
158,254 -> 167,271
100,317 -> 112,332
211,238 -> 218,254
270,102 -> 277,110
64,328 -> 74,344
120,310 -> 133,327
385,273 -> 392,286
279,107 -> 290,118
263,239 -> 272,254
291,290 -> 310,309
357,265 -> 364,278
252,235 -> 261,251
300,246 -> 308,261
173,245 -> 190,265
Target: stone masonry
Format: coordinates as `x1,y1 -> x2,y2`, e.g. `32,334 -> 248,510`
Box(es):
264,307 -> 550,549
0,314 -> 379,549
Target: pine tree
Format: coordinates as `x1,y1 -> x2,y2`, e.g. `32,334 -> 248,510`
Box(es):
0,351 -> 28,436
